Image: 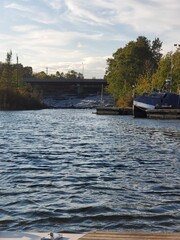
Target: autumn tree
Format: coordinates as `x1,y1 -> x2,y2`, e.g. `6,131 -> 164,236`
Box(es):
105,36 -> 162,106
0,50 -> 13,87
152,49 -> 180,93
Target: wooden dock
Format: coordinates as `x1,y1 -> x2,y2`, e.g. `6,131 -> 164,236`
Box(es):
0,231 -> 179,240
78,231 -> 180,240
96,107 -> 133,115
146,109 -> 180,119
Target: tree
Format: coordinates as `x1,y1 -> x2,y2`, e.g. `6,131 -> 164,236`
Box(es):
56,71 -> 61,77
152,50 -> 180,93
33,71 -> 47,79
67,70 -> 78,79
64,70 -> 84,79
0,50 -> 13,87
23,66 -> 33,77
105,36 -> 163,106
0,51 -> 43,110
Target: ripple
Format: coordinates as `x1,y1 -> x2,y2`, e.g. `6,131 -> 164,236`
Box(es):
0,109 -> 179,232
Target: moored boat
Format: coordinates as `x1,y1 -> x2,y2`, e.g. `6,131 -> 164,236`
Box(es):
133,79 -> 180,118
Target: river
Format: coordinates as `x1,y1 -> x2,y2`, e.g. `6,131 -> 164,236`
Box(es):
0,109 -> 179,233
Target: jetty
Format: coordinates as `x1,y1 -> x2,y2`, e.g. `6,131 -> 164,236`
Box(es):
79,231 -> 180,240
96,107 -> 133,115
0,231 -> 180,240
146,109 -> 180,119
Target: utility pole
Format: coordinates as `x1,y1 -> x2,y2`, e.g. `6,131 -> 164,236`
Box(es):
46,67 -> 48,75
173,44 -> 180,94
82,62 -> 84,78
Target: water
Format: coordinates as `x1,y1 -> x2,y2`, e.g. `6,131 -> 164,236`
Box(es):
0,109 -> 179,233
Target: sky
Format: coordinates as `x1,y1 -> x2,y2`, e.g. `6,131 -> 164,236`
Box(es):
0,0 -> 179,78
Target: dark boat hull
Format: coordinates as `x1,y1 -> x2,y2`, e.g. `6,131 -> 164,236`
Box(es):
133,92 -> 180,118
133,105 -> 147,118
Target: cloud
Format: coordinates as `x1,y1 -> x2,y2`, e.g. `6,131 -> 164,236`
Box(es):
42,0 -> 64,10
32,56 -> 107,78
11,25 -> 103,48
64,0 -> 115,25
1,0 -> 180,78
62,0 -> 180,34
5,2 -> 31,12
4,1 -> 57,24
12,25 -> 40,32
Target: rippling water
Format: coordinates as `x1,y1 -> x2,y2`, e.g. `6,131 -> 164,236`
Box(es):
0,109 -> 180,233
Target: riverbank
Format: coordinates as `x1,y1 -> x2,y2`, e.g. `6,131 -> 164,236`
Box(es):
0,88 -> 44,110
42,94 -> 114,109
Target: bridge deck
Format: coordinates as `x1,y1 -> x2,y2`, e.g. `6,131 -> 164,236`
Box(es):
25,78 -> 106,84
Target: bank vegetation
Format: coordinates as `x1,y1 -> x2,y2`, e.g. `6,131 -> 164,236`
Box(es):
0,51 -> 44,110
1,36 -> 179,109
105,36 -> 180,107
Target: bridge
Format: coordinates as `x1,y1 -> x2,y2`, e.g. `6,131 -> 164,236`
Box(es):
25,78 -> 107,97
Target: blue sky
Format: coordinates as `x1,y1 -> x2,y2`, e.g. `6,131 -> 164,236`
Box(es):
0,0 -> 179,78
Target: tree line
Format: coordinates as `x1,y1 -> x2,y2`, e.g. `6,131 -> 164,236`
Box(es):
0,51 -> 43,110
0,51 -> 85,109
1,36 -> 179,109
105,36 -> 180,107
34,69 -> 84,79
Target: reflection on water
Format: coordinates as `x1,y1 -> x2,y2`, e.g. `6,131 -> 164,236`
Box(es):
0,109 -> 179,233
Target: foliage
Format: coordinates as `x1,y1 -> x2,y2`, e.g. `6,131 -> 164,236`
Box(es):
152,50 -> 180,93
64,70 -> 84,79
0,51 -> 43,110
0,87 -> 44,110
134,75 -> 152,95
23,66 -> 33,77
33,69 -> 84,79
105,36 -> 163,106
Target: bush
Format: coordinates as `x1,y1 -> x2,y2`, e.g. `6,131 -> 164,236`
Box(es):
0,87 -> 45,110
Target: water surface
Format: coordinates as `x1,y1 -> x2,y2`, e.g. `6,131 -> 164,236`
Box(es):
0,109 -> 179,233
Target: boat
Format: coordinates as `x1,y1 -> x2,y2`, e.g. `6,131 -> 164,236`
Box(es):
133,79 -> 180,118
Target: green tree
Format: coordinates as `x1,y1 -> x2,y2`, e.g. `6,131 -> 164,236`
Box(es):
33,71 -> 47,79
0,51 -> 43,110
0,50 -> 13,87
23,66 -> 33,77
65,70 -> 84,79
152,50 -> 180,93
65,70 -> 78,79
105,36 -> 162,106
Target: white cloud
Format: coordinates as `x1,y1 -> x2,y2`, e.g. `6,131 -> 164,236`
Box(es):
63,0 -> 180,34
5,2 -> 31,12
4,1 -> 57,24
12,25 -> 40,32
42,0 -> 64,10
64,0 -> 112,25
0,0 -> 180,78
11,26 -> 103,48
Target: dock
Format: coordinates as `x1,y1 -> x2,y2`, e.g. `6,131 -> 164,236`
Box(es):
146,109 -> 180,119
0,232 -> 83,240
1,231 -> 180,240
79,231 -> 180,240
96,107 -> 133,115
